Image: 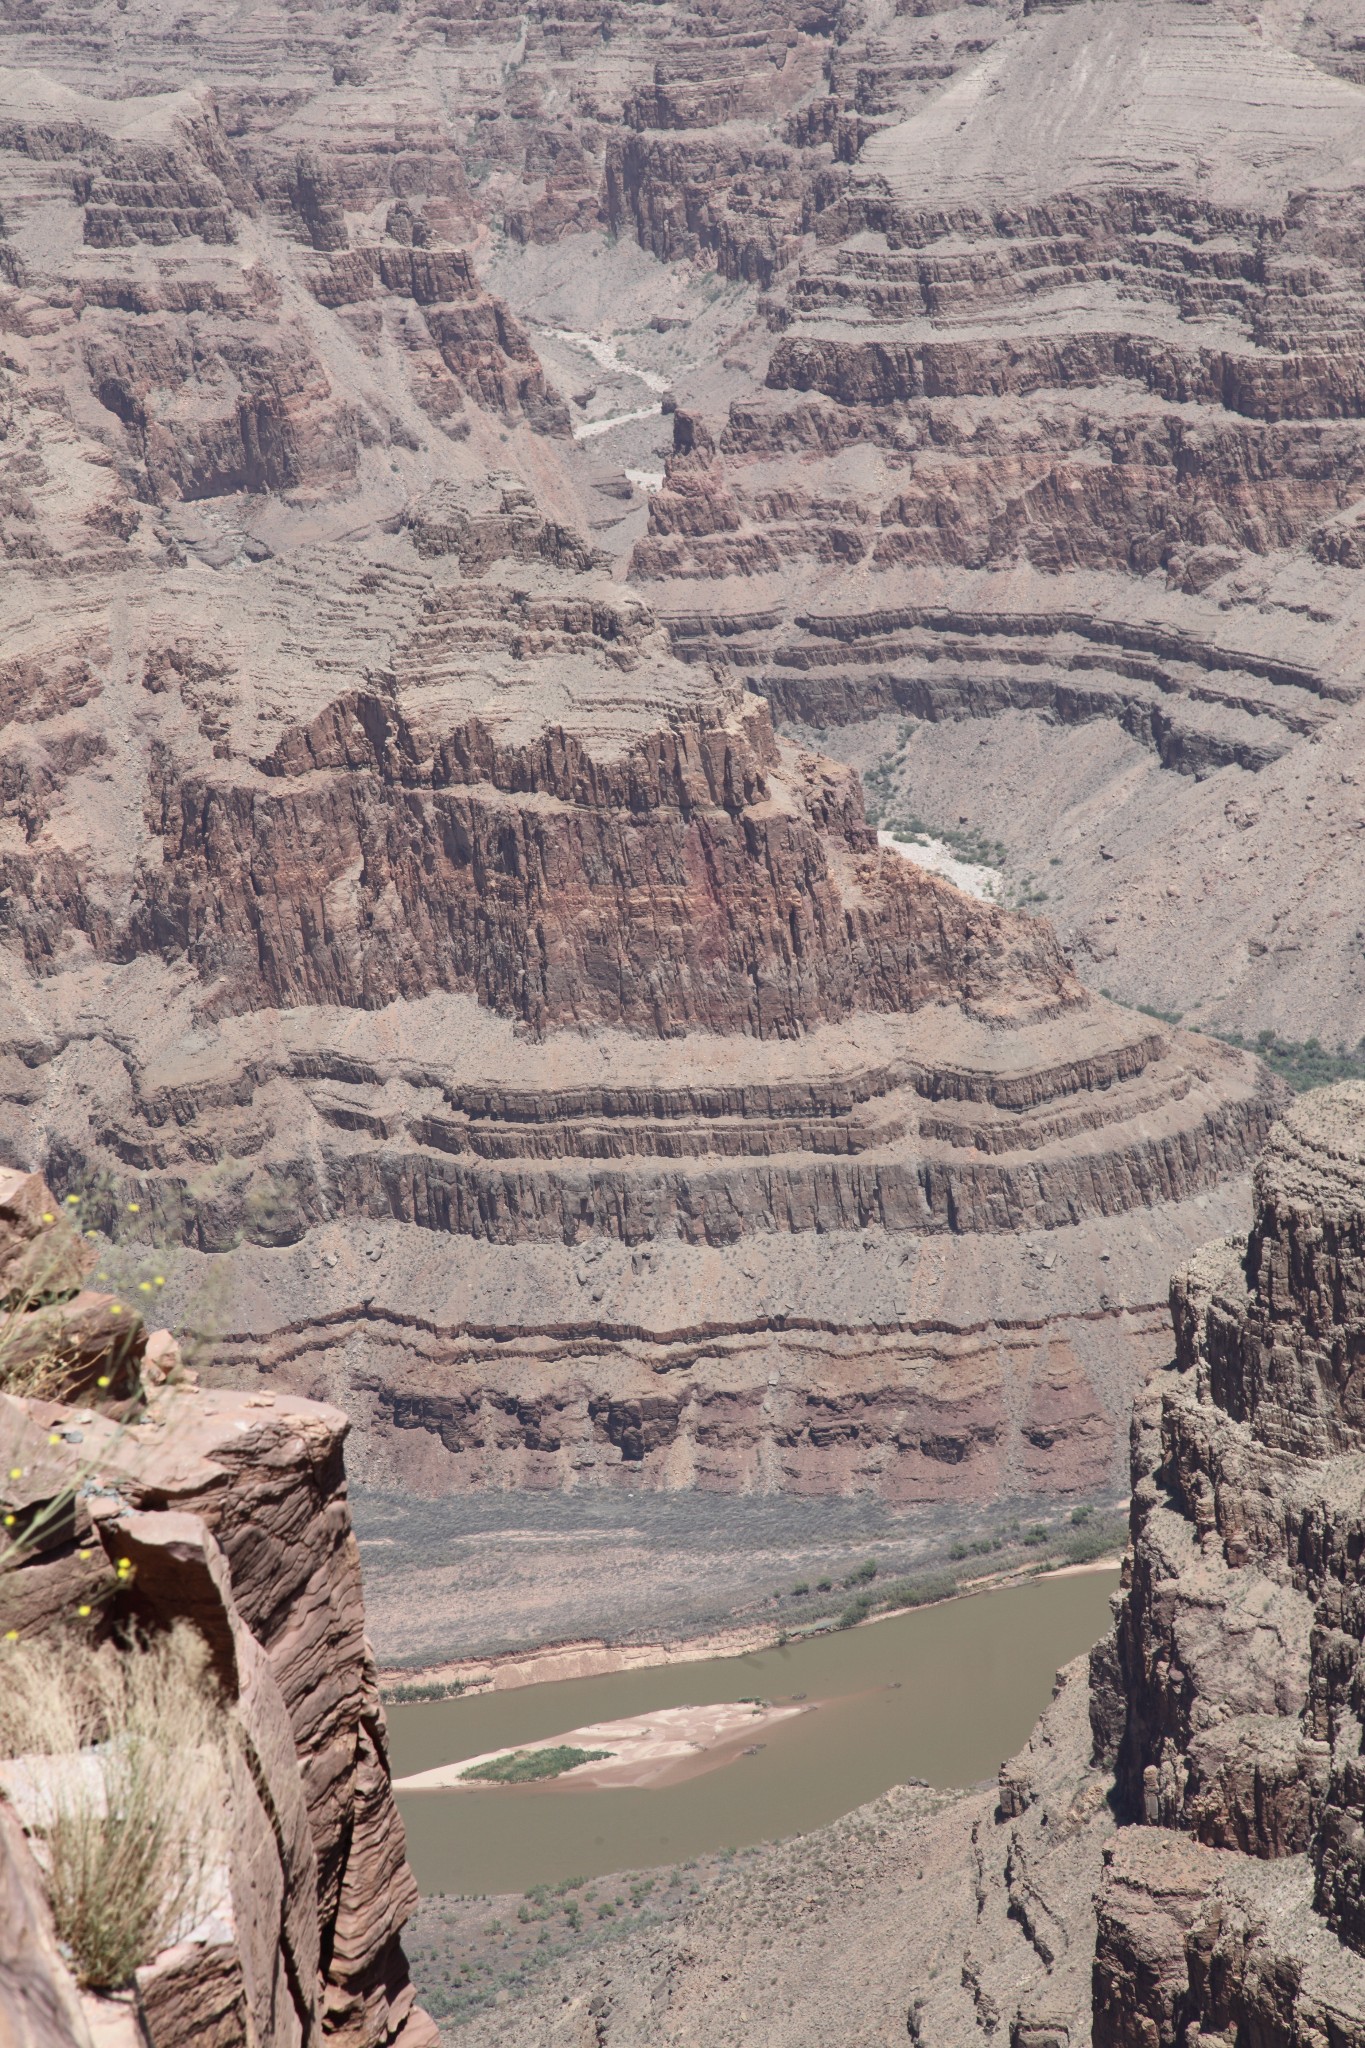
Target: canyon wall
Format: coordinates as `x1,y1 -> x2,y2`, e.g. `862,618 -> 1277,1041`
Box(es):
0,1175 -> 432,2048
0,0 -> 1323,1503
1087,1080 -> 1365,2044
619,0 -> 1365,1044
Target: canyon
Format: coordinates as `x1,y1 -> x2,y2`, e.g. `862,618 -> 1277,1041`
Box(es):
447,1081 -> 1365,2046
0,0 -> 1346,1504
3,1 -> 1365,2039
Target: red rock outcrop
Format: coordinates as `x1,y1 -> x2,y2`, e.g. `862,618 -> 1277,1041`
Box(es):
133,674 -> 1080,1033
0,1182 -> 433,2048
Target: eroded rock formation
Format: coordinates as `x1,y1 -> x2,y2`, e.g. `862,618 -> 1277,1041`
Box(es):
0,1176 -> 432,2048
1087,1081 -> 1365,2043
620,0 -> 1365,1043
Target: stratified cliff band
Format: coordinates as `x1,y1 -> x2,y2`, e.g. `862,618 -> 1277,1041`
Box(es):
0,0 -> 1318,1503
1089,1080 -> 1365,2043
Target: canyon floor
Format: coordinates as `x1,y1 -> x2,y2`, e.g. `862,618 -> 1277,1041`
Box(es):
410,1662 -> 1108,2046
355,1483 -> 1124,1672
403,1780 -> 1011,2041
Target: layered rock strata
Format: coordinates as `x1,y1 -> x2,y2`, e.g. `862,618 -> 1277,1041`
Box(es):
621,0 -> 1365,1041
0,1179 -> 432,2048
0,6 -> 1286,1501
1,0 -> 1363,1060
1088,1082 -> 1365,2043
9,959 -> 1278,1499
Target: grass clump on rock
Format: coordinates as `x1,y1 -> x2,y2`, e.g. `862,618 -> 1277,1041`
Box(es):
0,1622 -> 227,1989
459,1745 -> 611,1784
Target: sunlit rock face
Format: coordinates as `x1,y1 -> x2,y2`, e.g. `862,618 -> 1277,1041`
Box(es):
1091,1083 -> 1365,2045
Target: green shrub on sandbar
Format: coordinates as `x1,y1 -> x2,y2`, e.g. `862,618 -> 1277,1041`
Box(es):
459,1745 -> 611,1784
1216,1029 -> 1365,1095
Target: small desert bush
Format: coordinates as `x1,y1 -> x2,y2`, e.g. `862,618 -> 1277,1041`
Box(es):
0,1623 -> 228,1988
383,1678 -> 466,1705
1061,1514 -> 1127,1565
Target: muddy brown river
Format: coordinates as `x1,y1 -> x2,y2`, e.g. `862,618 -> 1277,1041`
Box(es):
391,1568 -> 1119,1895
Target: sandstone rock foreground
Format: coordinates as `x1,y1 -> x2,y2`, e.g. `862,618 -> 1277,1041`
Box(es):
0,0 -> 1313,1502
0,1178 -> 433,2048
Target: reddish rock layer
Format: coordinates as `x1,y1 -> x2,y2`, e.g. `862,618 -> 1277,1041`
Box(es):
0,1186 -> 432,2048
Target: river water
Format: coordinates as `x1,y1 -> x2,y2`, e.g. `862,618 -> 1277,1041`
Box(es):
392,1568 -> 1118,1895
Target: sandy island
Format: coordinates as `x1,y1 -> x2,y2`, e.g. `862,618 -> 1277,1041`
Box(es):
394,1700 -> 811,1793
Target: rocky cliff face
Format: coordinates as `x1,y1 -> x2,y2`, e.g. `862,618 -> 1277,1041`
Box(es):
0,0 -> 1308,1504
0,1175 -> 432,2048
620,0 -> 1365,1044
1088,1081 -> 1365,2044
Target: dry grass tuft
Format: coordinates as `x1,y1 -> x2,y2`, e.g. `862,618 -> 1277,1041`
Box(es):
0,1623 -> 228,1988
0,1215 -> 100,1403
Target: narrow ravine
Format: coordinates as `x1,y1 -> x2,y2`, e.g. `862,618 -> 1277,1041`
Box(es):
545,325 -> 668,442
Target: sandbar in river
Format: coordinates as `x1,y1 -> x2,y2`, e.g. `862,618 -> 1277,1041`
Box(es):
392,1568 -> 1118,1894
